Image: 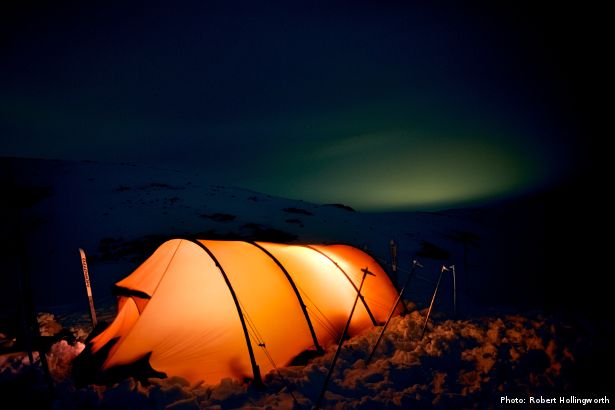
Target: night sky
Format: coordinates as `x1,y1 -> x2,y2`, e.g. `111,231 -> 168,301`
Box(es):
1,2 -> 602,211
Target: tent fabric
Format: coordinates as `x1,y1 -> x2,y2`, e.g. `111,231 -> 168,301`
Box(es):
88,239 -> 402,384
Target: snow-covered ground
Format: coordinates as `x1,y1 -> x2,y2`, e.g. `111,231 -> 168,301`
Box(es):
1,157 -> 613,408
2,157 -> 489,318
2,308 -> 604,409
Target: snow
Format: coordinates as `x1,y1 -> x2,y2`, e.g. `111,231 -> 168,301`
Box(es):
37,313 -> 63,337
2,158 -> 613,407
0,308 -> 600,409
2,157 -> 487,316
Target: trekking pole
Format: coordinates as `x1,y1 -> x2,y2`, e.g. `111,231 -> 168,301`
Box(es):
420,265 -> 448,340
314,267 -> 374,410
366,259 -> 422,364
79,248 -> 97,328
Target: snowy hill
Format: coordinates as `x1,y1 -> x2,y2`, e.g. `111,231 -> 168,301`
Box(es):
2,156 -> 594,322
2,157 -> 487,320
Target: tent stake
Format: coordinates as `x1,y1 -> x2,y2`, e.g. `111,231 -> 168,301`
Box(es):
79,248 -> 98,328
314,267 -> 374,410
366,259 -> 422,364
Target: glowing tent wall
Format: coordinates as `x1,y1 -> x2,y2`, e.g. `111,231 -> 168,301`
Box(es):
89,239 -> 402,384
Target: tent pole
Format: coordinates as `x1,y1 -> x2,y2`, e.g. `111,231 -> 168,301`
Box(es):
314,267 -> 374,410
420,265 -> 447,340
366,259 -> 422,364
188,240 -> 263,387
247,241 -> 323,353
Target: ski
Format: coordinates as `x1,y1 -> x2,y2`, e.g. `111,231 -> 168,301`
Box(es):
79,248 -> 98,328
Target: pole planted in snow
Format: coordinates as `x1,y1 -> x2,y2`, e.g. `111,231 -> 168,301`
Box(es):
366,259 -> 422,364
79,248 -> 97,328
451,265 -> 457,316
421,265 -> 457,339
420,265 -> 447,340
314,267 -> 374,410
390,239 -> 398,288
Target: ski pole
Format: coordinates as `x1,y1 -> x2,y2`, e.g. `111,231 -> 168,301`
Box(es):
366,259 -> 422,364
390,239 -> 398,287
315,267 -> 374,410
420,265 -> 448,340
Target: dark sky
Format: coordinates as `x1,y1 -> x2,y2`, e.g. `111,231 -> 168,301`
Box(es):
0,2 -> 603,210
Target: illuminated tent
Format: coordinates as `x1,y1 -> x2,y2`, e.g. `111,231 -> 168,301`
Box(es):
84,239 -> 402,384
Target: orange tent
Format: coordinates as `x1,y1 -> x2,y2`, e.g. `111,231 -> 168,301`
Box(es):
86,239 -> 402,384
